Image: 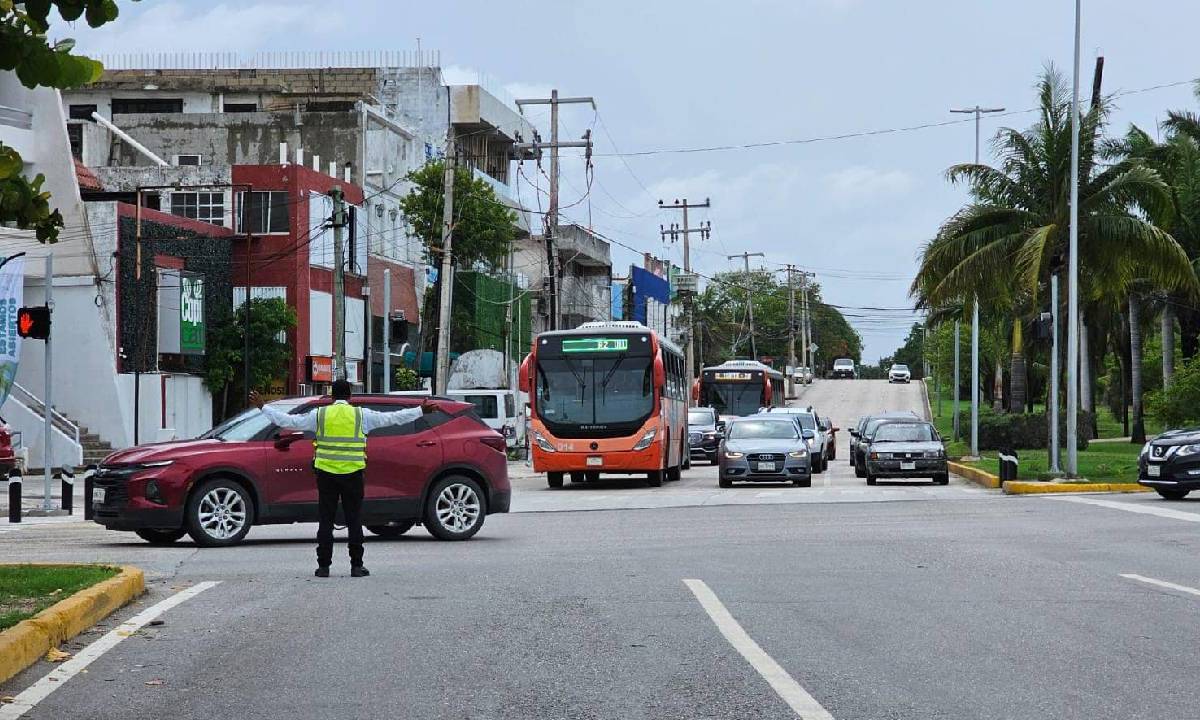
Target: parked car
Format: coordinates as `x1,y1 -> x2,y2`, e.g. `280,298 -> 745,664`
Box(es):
818,416 -> 838,461
852,411 -> 921,477
718,416 -> 812,488
760,406 -> 828,472
91,395 -> 511,546
862,421 -> 948,485
1138,428 -> 1200,499
888,364 -> 912,384
688,406 -> 723,464
831,358 -> 856,379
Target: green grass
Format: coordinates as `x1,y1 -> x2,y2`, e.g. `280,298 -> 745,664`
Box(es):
0,565 -> 119,630
963,442 -> 1143,483
1093,405 -> 1166,439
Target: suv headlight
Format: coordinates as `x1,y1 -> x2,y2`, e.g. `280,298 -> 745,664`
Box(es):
632,428 -> 657,451
788,450 -> 808,458
533,431 -> 556,453
140,460 -> 174,468
1140,441 -> 1152,457
1177,444 -> 1200,457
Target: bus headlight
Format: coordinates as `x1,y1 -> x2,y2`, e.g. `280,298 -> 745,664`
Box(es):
632,428 -> 657,451
533,431 -> 556,453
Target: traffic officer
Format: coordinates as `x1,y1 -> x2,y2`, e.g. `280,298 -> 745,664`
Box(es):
250,380 -> 436,577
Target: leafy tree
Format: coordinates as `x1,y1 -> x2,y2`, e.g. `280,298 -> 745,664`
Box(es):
398,159 -> 517,375
1147,355 -> 1200,429
203,298 -> 298,418
1,0 -> 123,243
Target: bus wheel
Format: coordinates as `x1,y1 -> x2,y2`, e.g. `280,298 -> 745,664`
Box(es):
570,471 -> 586,483
646,469 -> 664,487
547,472 -> 564,489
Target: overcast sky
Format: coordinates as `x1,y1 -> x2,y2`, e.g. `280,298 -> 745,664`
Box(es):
53,0 -> 1200,360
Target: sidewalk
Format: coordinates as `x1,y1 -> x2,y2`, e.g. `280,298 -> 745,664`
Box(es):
0,481 -> 87,525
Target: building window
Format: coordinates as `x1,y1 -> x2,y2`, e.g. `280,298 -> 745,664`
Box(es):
173,154 -> 202,166
111,98 -> 183,114
67,124 -> 83,160
223,103 -> 257,113
237,191 -> 290,234
68,104 -> 97,120
170,192 -> 225,226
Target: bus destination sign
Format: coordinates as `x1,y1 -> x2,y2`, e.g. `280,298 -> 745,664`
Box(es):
562,337 -> 629,353
714,371 -> 754,381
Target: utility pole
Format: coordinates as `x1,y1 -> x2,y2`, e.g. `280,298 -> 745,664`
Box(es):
728,252 -> 765,359
329,186 -> 348,381
434,130 -> 456,394
1065,0 -> 1083,476
800,271 -> 815,374
784,264 -> 797,397
659,198 -> 711,407
382,268 -> 392,393
950,104 -> 1006,458
514,91 -> 595,331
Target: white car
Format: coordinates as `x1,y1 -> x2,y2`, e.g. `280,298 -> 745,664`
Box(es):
888,364 -> 912,384
792,366 -> 814,385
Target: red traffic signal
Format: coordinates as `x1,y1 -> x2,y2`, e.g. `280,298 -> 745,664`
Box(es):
17,306 -> 50,340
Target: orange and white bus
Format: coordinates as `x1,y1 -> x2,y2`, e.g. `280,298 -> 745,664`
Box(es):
519,321 -> 687,488
696,360 -> 786,418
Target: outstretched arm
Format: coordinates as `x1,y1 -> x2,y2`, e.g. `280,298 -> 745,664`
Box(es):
250,392 -> 318,432
359,401 -> 437,434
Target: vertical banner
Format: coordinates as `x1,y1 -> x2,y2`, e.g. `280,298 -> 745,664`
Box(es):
0,254 -> 26,408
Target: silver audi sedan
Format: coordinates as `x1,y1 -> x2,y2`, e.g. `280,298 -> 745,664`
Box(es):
718,416 -> 812,488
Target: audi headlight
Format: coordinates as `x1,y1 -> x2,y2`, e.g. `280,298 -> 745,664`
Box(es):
724,451 -> 744,459
632,428 -> 657,451
789,450 -> 808,458
533,431 -> 556,453
1177,444 -> 1200,457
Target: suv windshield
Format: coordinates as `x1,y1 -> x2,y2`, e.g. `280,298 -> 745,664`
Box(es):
200,407 -> 280,441
688,409 -> 715,426
874,423 -> 934,442
729,420 -> 799,440
891,365 -> 909,372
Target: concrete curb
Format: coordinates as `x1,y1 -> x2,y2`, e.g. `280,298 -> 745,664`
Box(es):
947,461 -> 1001,489
1002,481 -> 1151,495
0,564 -> 144,685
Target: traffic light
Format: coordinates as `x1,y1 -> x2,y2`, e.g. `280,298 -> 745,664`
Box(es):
17,306 -> 50,340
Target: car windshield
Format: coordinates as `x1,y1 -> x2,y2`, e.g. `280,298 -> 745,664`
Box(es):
892,365 -> 909,372
688,409 -> 714,425
874,423 -> 934,442
866,417 -> 914,437
729,420 -> 799,440
834,360 -> 853,368
200,407 -> 280,441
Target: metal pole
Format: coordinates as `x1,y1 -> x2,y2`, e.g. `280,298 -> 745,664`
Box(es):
953,319 -> 960,440
434,130 -> 456,394
1065,0 -> 1082,476
548,89 -> 560,331
383,268 -> 392,393
42,253 -> 52,510
971,298 -> 980,457
1051,273 -> 1061,472
330,186 -> 347,381
682,201 -> 694,407
787,265 -> 796,397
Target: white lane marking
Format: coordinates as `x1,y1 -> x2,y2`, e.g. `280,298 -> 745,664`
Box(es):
1120,573 -> 1200,598
683,579 -> 834,720
0,581 -> 220,720
1050,495 -> 1200,522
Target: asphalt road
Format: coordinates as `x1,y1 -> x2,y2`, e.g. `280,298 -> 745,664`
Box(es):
4,380 -> 1200,720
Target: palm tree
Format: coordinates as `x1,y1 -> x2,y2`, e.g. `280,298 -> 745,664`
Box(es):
913,66 -> 1197,417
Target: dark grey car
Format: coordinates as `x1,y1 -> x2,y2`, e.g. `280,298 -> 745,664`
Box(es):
863,421 -> 949,485
718,417 -> 812,488
852,411 -> 921,477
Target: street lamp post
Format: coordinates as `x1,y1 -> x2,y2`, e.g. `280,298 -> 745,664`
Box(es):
950,105 -> 1006,457
1065,0 -> 1083,477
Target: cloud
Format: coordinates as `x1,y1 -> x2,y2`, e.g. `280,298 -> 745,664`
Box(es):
824,166 -> 915,205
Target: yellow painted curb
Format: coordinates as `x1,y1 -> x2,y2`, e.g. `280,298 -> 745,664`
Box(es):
1002,481 -> 1151,495
0,565 -> 144,685
948,461 -> 1001,489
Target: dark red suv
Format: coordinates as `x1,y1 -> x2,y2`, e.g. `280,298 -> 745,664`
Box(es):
91,396 -> 511,546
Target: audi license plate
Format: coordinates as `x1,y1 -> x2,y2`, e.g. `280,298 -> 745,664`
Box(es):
92,488 -> 105,505
900,461 -> 917,471
756,461 -> 777,472
587,456 -> 603,467
1148,465 -> 1161,477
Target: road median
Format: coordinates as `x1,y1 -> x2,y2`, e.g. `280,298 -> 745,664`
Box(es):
0,564 -> 144,685
948,461 -> 1150,495
948,461 -> 1001,489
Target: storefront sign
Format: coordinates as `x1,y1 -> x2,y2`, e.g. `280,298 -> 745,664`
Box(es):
309,355 -> 333,383
180,272 -> 205,355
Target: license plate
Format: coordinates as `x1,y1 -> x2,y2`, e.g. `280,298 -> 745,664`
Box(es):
1148,465 -> 1161,477
586,456 -> 603,467
756,462 -> 777,472
900,461 -> 916,470
92,487 -> 105,505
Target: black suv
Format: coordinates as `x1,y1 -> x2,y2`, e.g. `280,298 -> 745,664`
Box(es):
688,406 -> 723,464
1139,428 -> 1200,499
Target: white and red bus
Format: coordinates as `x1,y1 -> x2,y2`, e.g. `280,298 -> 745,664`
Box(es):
519,321 -> 687,488
696,360 -> 786,418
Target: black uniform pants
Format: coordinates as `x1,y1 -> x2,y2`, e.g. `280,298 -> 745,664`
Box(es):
315,468 -> 365,568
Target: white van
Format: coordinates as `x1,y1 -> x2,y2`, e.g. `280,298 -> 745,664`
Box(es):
389,388 -> 527,451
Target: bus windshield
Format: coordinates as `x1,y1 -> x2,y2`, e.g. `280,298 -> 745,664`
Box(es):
535,354 -> 653,431
705,381 -> 762,417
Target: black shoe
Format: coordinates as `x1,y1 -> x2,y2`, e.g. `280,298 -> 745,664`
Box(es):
314,566 -> 330,578
350,566 -> 370,578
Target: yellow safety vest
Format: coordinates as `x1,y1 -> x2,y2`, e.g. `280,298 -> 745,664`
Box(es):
313,403 -> 367,474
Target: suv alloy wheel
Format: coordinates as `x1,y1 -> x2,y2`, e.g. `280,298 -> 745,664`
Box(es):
185,478 -> 253,547
424,475 -> 486,540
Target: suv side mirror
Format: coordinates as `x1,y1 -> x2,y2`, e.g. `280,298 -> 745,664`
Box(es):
716,420 -> 726,431
849,429 -> 859,437
802,429 -> 816,440
274,430 -> 306,450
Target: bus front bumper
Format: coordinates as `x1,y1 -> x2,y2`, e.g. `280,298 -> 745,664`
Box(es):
532,442 -> 664,474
